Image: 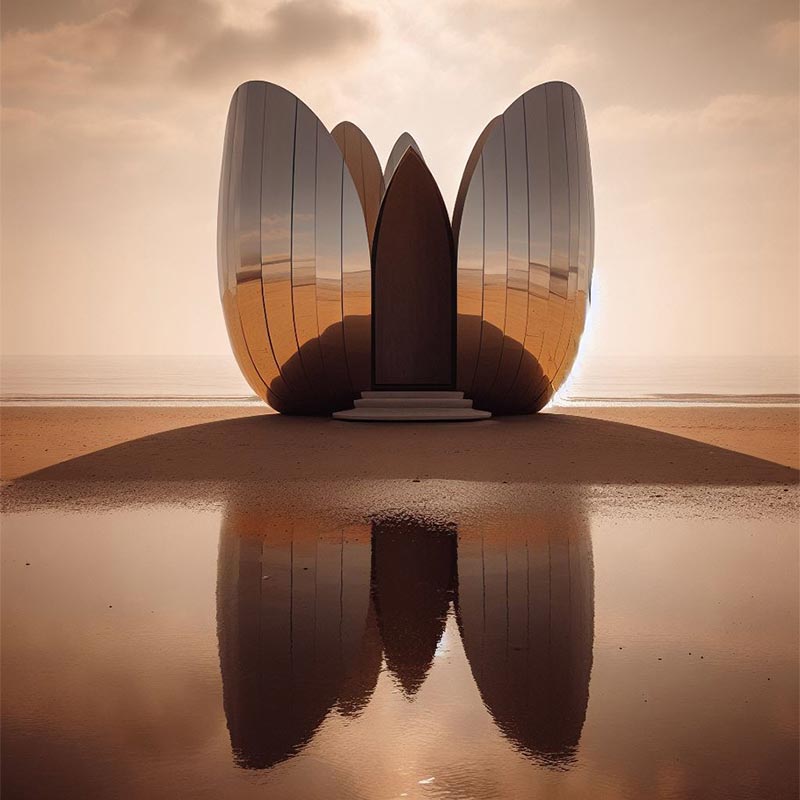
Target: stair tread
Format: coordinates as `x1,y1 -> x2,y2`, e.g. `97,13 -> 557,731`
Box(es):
333,407 -> 491,422
355,398 -> 473,408
360,390 -> 464,399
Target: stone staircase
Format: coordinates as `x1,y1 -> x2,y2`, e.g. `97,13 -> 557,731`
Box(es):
333,391 -> 491,421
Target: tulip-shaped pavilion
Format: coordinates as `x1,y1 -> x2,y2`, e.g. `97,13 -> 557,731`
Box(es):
217,81 -> 593,419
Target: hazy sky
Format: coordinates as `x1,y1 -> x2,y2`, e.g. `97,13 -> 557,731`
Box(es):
1,0 -> 798,363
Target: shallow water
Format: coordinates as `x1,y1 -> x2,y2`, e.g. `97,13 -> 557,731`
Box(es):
1,499 -> 797,799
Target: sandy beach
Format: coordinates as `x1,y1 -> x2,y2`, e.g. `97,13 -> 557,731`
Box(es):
3,405 -> 798,800
2,405 -> 797,518
3,405 -> 797,480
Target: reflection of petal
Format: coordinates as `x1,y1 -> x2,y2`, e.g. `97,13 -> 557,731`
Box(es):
216,510 -> 381,769
371,516 -> 458,697
456,515 -> 595,767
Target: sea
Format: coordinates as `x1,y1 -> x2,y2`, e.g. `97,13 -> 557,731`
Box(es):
1,354 -> 797,406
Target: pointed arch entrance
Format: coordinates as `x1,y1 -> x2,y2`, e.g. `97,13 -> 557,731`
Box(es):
371,149 -> 457,389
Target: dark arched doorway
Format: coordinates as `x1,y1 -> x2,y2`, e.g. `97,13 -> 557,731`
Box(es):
371,149 -> 456,389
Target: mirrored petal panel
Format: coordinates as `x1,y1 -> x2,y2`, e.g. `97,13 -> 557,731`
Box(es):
291,101 -> 331,406
218,81 -> 371,413
332,121 -> 385,248
218,89 -> 271,403
453,81 -> 594,414
469,121 -> 507,407
384,132 -> 424,186
234,82 -> 292,409
489,96 -> 529,409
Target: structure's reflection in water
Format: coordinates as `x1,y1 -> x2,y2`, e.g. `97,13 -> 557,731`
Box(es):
216,508 -> 594,771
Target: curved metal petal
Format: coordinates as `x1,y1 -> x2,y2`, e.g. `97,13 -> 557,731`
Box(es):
384,131 -> 424,186
331,121 -> 386,247
218,81 -> 372,413
453,81 -> 594,414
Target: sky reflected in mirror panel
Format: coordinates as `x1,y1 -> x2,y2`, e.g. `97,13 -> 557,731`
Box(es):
314,124 -> 352,405
331,122 -> 385,249
513,86 -> 552,411
341,167 -> 372,392
453,83 -> 594,414
218,91 -> 270,403
470,122 -> 507,406
234,82 -> 291,408
261,85 -> 309,397
290,101 -> 331,408
490,96 -> 529,408
455,161 -> 484,392
2,502 -> 797,800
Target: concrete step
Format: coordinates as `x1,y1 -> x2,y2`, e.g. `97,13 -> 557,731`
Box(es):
355,397 -> 473,408
333,407 -> 491,422
360,390 -> 464,399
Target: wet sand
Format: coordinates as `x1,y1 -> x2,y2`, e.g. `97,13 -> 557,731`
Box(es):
2,406 -> 798,799
1,405 -> 797,516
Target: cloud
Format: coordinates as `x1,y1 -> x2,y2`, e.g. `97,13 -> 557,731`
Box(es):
592,93 -> 798,141
521,42 -> 595,87
1,0 -> 378,96
179,0 -> 377,84
699,93 -> 798,130
765,18 -> 800,55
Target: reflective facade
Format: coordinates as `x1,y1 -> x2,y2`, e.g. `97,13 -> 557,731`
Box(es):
218,80 -> 593,414
218,81 -> 371,414
453,82 -> 594,413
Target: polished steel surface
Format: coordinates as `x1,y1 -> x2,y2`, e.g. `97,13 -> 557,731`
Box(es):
291,101 -> 331,407
217,89 -> 271,404
384,131 -> 424,186
219,80 -> 592,415
234,83 -> 291,410
453,81 -> 594,413
218,81 -> 372,413
469,121 -> 507,408
341,172 -> 372,391
261,84 -> 309,398
332,121 -> 385,247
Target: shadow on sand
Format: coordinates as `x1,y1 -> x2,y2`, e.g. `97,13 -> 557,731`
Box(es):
5,413 -> 796,493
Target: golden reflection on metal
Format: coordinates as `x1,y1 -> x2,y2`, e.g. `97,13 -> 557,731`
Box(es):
470,122 -> 507,409
219,81 -> 372,413
384,132 -> 424,186
291,101 -> 330,407
218,89 -> 270,404
219,80 -> 592,414
261,84 -> 309,398
332,121 -> 385,247
234,82 -> 291,410
315,125 -> 352,406
453,81 -> 594,413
